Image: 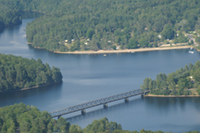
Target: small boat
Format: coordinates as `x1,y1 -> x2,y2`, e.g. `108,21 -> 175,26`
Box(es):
188,47 -> 194,54
103,54 -> 107,56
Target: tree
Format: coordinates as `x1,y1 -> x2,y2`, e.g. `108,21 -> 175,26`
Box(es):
141,78 -> 152,90
56,117 -> 70,133
52,67 -> 62,83
86,28 -> 95,39
20,119 -> 31,133
192,69 -> 200,82
73,40 -> 80,50
177,78 -> 186,95
139,38 -> 148,48
177,32 -> 188,43
161,24 -> 175,40
69,124 -> 82,132
197,85 -> 200,95
127,38 -> 138,49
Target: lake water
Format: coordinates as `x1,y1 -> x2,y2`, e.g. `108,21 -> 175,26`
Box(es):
0,19 -> 200,132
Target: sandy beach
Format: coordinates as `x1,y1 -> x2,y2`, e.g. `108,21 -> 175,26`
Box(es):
54,46 -> 192,54
144,94 -> 200,97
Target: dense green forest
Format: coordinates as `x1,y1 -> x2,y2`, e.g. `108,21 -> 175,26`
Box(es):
140,60 -> 200,95
0,103 -> 122,133
0,7 -> 21,31
0,0 -> 200,52
1,103 -> 200,133
0,54 -> 62,93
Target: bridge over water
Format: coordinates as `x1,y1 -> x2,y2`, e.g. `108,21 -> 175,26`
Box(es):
50,89 -> 149,118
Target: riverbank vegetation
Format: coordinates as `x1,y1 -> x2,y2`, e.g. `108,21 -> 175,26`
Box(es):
0,0 -> 200,52
0,54 -> 62,93
141,60 -> 200,96
0,8 -> 21,31
1,103 -> 200,133
0,103 -> 122,133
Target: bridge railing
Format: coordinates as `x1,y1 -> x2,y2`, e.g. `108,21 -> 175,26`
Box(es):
50,89 -> 147,117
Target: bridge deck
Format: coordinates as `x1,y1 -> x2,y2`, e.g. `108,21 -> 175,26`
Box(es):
50,89 -> 147,118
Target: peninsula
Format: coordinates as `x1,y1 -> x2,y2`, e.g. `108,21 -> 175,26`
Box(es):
0,54 -> 62,93
141,60 -> 200,97
0,0 -> 200,53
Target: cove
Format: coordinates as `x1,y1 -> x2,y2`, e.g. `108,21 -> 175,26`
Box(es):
0,19 -> 200,133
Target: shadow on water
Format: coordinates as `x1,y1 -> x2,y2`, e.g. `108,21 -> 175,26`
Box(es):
0,11 -> 42,37
0,28 -> 3,34
0,82 -> 63,107
65,96 -> 144,122
144,97 -> 200,112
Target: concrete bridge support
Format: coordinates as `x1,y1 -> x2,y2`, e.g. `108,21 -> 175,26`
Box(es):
81,110 -> 86,115
50,89 -> 146,118
141,91 -> 148,98
103,104 -> 108,109
58,115 -> 61,119
125,98 -> 129,103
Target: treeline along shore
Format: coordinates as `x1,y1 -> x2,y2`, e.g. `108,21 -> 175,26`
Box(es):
1,0 -> 200,52
141,60 -> 200,97
0,54 -> 62,94
1,103 -> 200,133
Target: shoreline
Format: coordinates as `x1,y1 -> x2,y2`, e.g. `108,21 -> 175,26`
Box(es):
0,81 -> 62,94
54,46 -> 192,54
28,42 -> 195,54
144,94 -> 200,97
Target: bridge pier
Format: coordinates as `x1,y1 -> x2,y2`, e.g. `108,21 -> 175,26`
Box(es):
103,104 -> 108,109
50,89 -> 147,118
81,110 -> 86,115
125,98 -> 129,103
141,91 -> 148,98
58,115 -> 61,119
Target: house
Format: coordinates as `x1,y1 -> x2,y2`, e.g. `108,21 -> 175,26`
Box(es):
116,46 -> 120,50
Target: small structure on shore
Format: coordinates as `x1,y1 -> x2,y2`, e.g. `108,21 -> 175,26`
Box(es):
188,47 -> 194,54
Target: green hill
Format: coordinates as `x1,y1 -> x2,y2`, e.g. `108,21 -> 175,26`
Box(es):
1,0 -> 200,51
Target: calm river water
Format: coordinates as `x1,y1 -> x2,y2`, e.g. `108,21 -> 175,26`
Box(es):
0,19 -> 200,132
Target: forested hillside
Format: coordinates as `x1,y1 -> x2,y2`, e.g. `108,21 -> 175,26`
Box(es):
1,0 -> 200,52
0,7 -> 21,31
0,54 -> 62,93
26,0 -> 200,52
0,0 -> 60,31
141,60 -> 200,96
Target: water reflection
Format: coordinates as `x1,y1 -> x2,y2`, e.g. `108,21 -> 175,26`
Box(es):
0,82 -> 63,107
66,96 -> 143,123
144,97 -> 200,113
